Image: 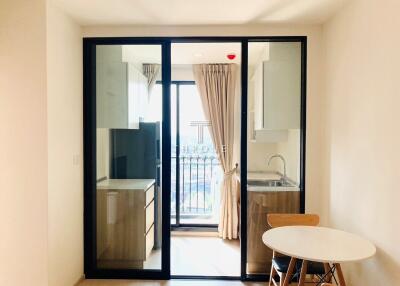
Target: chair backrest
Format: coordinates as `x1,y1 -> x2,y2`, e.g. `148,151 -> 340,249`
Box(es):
267,213 -> 320,228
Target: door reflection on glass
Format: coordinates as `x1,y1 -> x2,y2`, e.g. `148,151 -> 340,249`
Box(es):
247,42 -> 302,274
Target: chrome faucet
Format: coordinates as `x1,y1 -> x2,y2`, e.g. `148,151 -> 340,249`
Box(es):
267,154 -> 287,183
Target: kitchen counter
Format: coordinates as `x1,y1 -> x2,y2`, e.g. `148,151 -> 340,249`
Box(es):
234,171 -> 281,183
247,172 -> 299,192
97,179 -> 155,191
248,185 -> 299,192
96,178 -> 156,269
248,171 -> 281,181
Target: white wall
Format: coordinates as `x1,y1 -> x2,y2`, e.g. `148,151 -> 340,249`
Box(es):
276,129 -> 300,183
0,0 -> 49,285
322,0 -> 400,284
47,3 -> 83,286
0,1 -> 83,285
171,64 -> 194,81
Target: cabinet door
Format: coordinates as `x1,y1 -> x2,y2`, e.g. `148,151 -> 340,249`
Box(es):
263,43 -> 301,130
138,72 -> 149,120
97,61 -> 129,129
253,63 -> 264,130
127,63 -> 140,129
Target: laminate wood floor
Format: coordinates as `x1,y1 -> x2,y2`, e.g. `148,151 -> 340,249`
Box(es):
171,234 -> 240,276
83,233 -> 241,281
141,233 -> 241,276
79,280 -> 264,286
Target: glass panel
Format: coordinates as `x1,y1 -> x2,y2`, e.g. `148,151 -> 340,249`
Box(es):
169,42 -> 241,277
95,44 -> 162,270
246,42 -> 302,274
170,84 -> 177,225
178,84 -> 222,225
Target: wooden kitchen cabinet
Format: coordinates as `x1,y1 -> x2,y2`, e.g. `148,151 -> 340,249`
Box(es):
96,179 -> 155,269
246,189 -> 300,274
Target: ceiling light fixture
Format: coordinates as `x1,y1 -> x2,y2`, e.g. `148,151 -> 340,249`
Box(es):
194,53 -> 203,58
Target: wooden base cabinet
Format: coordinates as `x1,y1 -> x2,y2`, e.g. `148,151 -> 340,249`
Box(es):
246,190 -> 300,274
96,179 -> 155,269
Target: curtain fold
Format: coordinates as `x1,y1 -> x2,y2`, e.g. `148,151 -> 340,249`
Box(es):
142,63 -> 161,96
193,64 -> 239,240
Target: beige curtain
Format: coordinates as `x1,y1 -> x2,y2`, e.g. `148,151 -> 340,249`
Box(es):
193,64 -> 238,240
142,63 -> 161,95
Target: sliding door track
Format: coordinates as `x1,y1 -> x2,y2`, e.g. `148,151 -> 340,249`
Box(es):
171,275 -> 241,280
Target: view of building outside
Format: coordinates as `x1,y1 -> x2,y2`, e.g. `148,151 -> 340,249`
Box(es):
151,83 -> 222,225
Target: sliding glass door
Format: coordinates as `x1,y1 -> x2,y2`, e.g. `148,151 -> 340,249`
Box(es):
84,40 -> 171,279
83,37 -> 306,281
243,39 -> 306,278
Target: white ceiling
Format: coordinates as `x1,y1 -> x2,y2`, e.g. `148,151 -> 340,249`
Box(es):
120,43 -> 267,66
53,0 -> 345,26
172,43 -> 242,64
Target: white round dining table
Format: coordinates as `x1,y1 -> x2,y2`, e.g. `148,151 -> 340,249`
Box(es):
262,226 -> 376,286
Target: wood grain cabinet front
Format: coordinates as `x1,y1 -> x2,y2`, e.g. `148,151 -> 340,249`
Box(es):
246,189 -> 300,274
96,180 -> 156,269
145,200 -> 155,235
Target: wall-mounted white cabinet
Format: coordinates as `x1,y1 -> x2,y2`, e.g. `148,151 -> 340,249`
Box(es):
253,63 -> 264,131
96,45 -> 148,129
252,42 -> 301,142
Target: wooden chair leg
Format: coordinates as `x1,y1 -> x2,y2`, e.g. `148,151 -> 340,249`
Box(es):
283,257 -> 296,286
269,265 -> 277,286
280,273 -> 285,286
298,260 -> 308,286
323,263 -> 332,283
334,263 -> 346,286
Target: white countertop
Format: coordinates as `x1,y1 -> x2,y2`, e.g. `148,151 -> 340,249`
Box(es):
248,185 -> 299,192
248,171 -> 282,181
97,179 -> 155,191
262,226 -> 376,263
235,171 -> 282,183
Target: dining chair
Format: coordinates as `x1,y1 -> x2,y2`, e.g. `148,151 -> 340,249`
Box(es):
267,214 -> 326,286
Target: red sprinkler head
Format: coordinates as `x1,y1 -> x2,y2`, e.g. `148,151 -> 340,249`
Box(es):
227,53 -> 236,60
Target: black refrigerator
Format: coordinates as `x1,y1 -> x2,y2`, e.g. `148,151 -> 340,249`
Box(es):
110,122 -> 162,248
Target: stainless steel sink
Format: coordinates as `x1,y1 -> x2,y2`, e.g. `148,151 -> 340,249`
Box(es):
247,179 -> 294,187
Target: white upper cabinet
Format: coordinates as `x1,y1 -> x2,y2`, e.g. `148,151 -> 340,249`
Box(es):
253,42 -> 301,134
253,63 -> 264,131
96,45 -> 149,129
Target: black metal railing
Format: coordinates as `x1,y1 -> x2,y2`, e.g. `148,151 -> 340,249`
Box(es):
171,155 -> 221,220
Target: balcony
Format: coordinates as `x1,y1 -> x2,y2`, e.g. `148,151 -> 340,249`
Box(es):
171,154 -> 222,226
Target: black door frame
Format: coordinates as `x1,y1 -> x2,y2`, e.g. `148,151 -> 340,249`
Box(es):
83,38 -> 171,279
83,36 -> 307,281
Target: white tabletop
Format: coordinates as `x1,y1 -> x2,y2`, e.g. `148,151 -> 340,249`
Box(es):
262,226 -> 376,263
